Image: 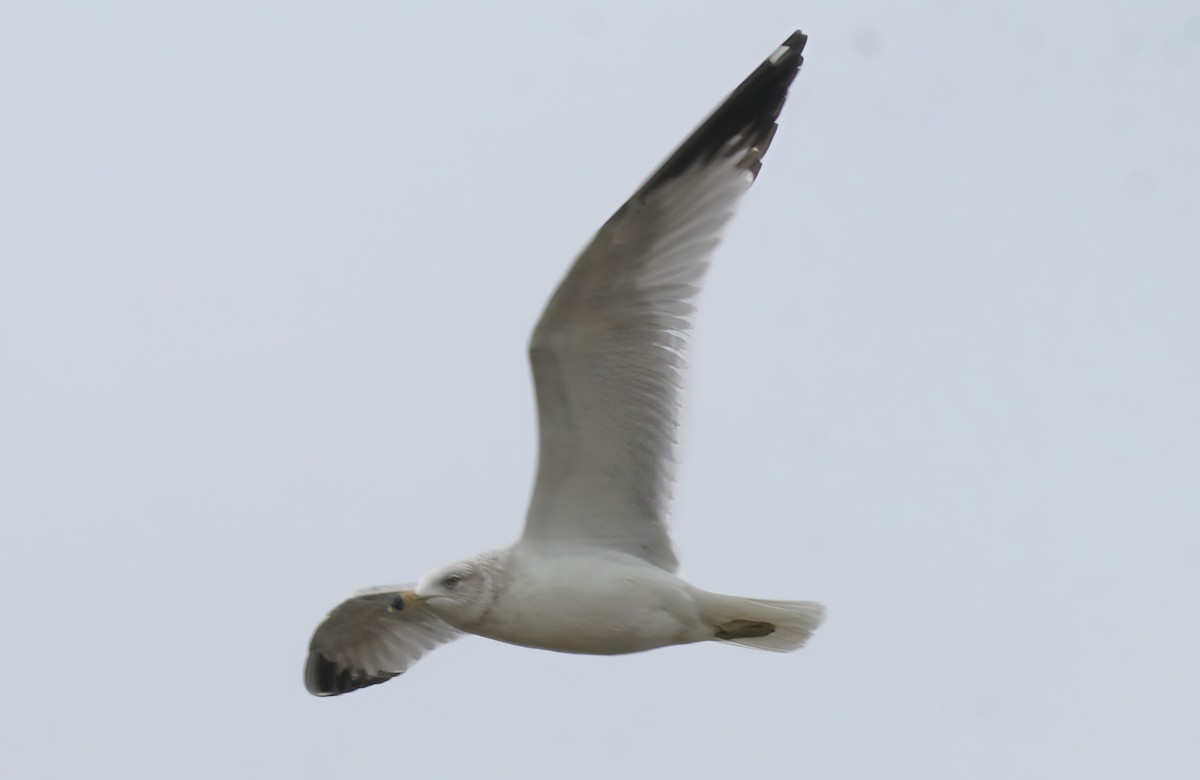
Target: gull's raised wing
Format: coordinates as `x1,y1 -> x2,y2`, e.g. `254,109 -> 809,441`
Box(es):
521,32 -> 807,571
304,585 -> 462,696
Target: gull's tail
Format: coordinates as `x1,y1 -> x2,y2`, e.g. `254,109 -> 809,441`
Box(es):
696,591 -> 825,652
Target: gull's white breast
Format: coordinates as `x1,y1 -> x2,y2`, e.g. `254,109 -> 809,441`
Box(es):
471,548 -> 711,655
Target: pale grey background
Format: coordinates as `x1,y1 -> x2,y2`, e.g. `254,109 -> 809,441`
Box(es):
2,1 -> 1198,778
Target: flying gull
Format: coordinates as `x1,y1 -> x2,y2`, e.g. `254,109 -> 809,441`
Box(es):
305,30 -> 822,696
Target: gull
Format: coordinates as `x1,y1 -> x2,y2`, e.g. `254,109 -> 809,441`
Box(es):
305,30 -> 822,696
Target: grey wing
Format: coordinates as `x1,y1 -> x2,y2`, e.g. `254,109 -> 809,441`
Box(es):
521,32 -> 807,571
304,585 -> 462,696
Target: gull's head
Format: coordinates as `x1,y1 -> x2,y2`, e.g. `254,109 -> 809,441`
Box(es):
409,552 -> 504,628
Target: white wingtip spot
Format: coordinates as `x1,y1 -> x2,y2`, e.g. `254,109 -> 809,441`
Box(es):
767,43 -> 790,65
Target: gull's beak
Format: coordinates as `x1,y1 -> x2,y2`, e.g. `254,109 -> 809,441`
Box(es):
388,590 -> 425,612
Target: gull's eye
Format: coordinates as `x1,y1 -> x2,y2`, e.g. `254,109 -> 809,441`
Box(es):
442,574 -> 462,589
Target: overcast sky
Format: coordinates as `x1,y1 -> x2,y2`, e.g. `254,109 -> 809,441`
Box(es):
3,2 -> 1199,778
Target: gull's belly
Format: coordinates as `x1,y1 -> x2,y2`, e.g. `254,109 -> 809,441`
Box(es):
474,554 -> 709,655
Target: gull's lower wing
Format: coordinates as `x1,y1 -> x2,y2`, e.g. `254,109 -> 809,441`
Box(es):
521,32 -> 807,571
304,585 -> 462,696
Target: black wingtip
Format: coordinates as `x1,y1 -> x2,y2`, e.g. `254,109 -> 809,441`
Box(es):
304,651 -> 400,697
637,30 -> 808,195
782,30 -> 808,55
